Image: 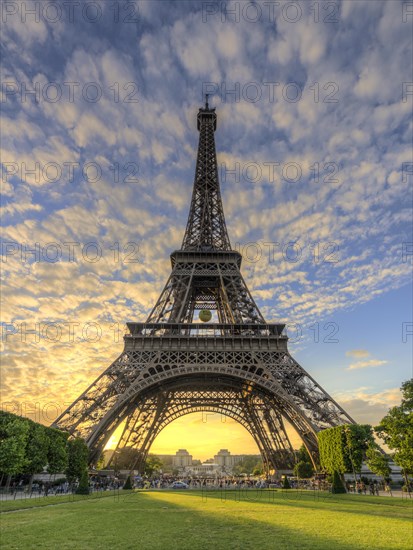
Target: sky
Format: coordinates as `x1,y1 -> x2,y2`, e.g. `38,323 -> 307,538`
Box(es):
1,0 -> 412,462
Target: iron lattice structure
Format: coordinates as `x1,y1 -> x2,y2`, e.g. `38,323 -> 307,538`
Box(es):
53,99 -> 354,472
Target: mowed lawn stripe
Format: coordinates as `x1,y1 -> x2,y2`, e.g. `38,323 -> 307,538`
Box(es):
146,491 -> 412,549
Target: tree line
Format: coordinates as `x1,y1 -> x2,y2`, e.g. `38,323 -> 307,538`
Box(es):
0,411 -> 90,494
317,379 -> 413,492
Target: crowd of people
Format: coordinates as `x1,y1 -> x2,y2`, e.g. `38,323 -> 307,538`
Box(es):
133,477 -> 266,489
3,475 -> 409,499
125,476 -> 326,490
345,479 -> 391,496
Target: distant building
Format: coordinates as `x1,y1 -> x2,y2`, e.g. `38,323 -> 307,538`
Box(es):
172,449 -> 193,468
214,449 -> 244,469
189,463 -> 221,476
170,449 -> 263,476
344,461 -> 404,483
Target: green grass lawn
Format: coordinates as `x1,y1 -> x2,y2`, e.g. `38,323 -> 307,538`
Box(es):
1,490 -> 412,549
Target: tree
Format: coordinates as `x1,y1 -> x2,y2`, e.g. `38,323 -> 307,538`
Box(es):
24,422 -> 50,492
0,412 -> 29,489
318,426 -> 347,475
293,461 -> 314,479
375,379 -> 413,487
343,424 -> 374,477
318,424 -> 373,491
47,428 -> 69,475
75,469 -> 90,495
95,453 -> 106,470
294,445 -> 315,478
296,445 -> 312,464
365,443 -> 391,482
232,456 -> 262,476
318,424 -> 374,476
112,447 -> 141,470
0,412 -> 72,490
400,379 -> 413,409
66,438 -> 89,485
144,455 -> 163,477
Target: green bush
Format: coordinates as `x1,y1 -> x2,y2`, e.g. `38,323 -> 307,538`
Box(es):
123,476 -> 133,490
331,471 -> 346,494
50,477 -> 66,486
282,476 -> 291,489
75,470 -> 90,495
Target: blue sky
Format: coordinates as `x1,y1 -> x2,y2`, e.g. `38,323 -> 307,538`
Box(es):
1,0 -> 412,454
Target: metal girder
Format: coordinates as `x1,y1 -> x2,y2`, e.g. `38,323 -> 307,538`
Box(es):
146,254 -> 265,324
54,344 -> 354,468
105,382 -> 296,473
181,103 -> 231,251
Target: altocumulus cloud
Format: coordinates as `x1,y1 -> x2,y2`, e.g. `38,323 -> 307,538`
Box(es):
1,1 -> 411,417
347,359 -> 388,371
346,350 -> 370,359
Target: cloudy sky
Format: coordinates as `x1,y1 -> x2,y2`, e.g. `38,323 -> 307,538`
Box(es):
1,0 -> 412,459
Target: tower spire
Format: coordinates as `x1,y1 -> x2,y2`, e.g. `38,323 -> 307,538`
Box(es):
181,100 -> 231,251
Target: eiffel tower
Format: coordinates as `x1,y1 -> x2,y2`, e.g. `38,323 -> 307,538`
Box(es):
53,97 -> 354,473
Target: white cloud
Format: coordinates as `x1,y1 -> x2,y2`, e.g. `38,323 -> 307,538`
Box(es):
348,359 -> 388,371
346,349 -> 370,358
333,386 -> 401,425
216,27 -> 241,60
1,1 -> 411,427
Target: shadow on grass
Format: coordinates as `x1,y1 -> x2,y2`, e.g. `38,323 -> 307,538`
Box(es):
0,490 -> 132,513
